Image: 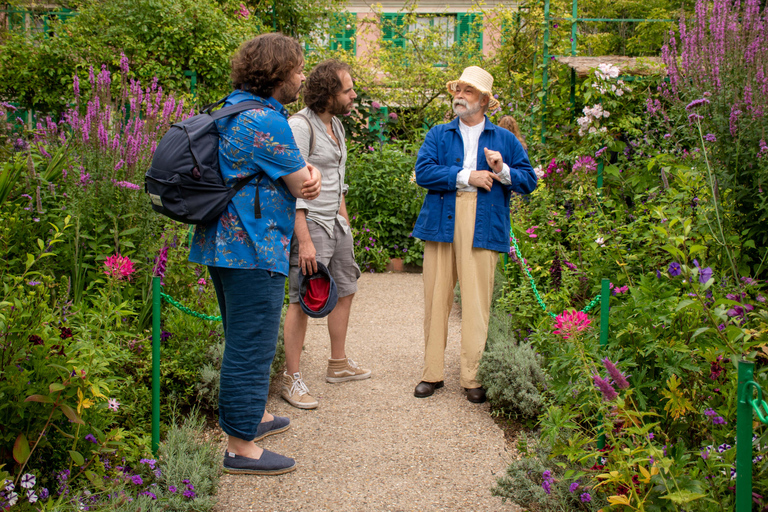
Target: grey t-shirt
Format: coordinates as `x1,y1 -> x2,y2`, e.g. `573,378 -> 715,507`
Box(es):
288,107 -> 349,238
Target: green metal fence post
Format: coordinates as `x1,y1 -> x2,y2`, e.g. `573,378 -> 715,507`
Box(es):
599,278 -> 609,347
596,158 -> 605,191
596,277 -> 610,450
540,0 -> 551,146
152,276 -> 161,455
569,0 -> 578,122
736,360 -> 755,511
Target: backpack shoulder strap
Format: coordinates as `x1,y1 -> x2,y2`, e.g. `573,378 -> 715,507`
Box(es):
290,113 -> 316,157
210,100 -> 267,121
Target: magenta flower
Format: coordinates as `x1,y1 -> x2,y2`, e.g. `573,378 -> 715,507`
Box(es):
104,254 -> 136,280
553,310 -> 591,339
371,101 -> 381,110
237,3 -> 250,19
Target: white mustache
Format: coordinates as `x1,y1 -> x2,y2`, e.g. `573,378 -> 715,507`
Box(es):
453,99 -> 469,108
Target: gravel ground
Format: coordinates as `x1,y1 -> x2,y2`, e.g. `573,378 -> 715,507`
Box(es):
213,272 -> 519,512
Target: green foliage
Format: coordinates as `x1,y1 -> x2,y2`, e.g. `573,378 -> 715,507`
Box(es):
477,311 -> 547,420
493,432 -> 607,511
345,141 -> 425,265
0,0 -> 259,111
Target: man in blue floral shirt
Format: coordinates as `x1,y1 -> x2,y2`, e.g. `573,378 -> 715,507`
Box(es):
189,33 -> 321,476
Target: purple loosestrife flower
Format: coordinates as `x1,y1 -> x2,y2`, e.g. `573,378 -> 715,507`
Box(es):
73,75 -> 80,97
668,262 -> 682,276
593,375 -> 618,401
704,133 -> 717,142
120,53 -> 130,76
688,113 -> 704,124
602,358 -> 630,389
685,98 -> 711,110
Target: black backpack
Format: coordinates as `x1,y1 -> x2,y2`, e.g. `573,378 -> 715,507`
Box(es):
145,97 -> 266,225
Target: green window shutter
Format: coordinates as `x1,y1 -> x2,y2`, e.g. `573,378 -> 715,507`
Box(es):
331,12 -> 356,53
456,13 -> 483,51
381,13 -> 406,49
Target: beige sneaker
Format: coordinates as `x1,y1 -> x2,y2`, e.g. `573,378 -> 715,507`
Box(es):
326,358 -> 372,383
281,372 -> 319,409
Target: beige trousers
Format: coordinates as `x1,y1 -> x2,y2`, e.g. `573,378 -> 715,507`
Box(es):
421,192 -> 498,389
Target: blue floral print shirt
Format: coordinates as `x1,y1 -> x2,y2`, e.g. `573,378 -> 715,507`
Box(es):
189,91 -> 306,275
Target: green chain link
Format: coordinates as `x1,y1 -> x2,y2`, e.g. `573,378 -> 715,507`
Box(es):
745,381 -> 768,425
160,291 -> 222,322
508,230 -> 601,319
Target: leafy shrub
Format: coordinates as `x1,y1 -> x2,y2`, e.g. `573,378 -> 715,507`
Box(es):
493,432 -> 606,511
0,0 -> 259,112
345,142 -> 425,264
478,311 -> 546,420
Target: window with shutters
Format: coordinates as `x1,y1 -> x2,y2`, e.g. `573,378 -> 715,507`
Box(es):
306,12 -> 356,54
329,12 -> 356,53
408,15 -> 456,48
381,13 -> 406,49
455,13 -> 483,52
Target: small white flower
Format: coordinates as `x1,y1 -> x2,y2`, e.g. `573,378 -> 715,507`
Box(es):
603,111 -> 611,118
6,492 -> 18,506
20,473 -> 36,489
600,127 -> 607,132
27,490 -> 38,503
589,127 -> 597,134
534,166 -> 545,179
616,89 -> 624,97
4,480 -> 14,492
595,236 -> 605,246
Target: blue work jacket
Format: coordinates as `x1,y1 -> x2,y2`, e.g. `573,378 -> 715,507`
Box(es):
412,116 -> 537,253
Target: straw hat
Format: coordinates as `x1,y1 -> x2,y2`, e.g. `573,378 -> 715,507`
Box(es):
446,66 -> 499,110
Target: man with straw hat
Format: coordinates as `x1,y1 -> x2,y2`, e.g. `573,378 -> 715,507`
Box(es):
411,66 -> 537,403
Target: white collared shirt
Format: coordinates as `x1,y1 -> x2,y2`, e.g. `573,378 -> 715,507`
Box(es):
455,119 -> 512,191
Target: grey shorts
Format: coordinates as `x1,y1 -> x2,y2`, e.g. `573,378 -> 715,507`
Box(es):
288,218 -> 361,303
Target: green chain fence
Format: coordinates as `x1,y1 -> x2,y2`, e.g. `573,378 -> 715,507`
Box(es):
508,229 -> 603,318
151,277 -> 221,454
507,228 -> 612,448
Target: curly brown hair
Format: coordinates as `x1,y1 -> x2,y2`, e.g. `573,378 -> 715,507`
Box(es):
303,59 -> 352,114
498,115 -> 528,151
230,33 -> 304,99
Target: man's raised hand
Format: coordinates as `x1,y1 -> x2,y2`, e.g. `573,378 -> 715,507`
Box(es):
483,147 -> 503,173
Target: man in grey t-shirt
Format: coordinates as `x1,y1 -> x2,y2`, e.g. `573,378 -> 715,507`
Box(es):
282,59 -> 370,409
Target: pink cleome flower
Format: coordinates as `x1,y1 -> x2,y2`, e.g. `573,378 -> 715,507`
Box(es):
104,254 -> 136,280
553,309 -> 591,339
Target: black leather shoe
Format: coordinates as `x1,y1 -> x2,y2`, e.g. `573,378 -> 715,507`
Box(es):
414,381 -> 444,398
465,387 -> 486,403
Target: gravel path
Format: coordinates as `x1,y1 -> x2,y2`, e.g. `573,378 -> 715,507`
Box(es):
214,272 -> 517,512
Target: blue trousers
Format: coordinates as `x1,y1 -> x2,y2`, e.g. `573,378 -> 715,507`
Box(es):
208,266 -> 285,441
